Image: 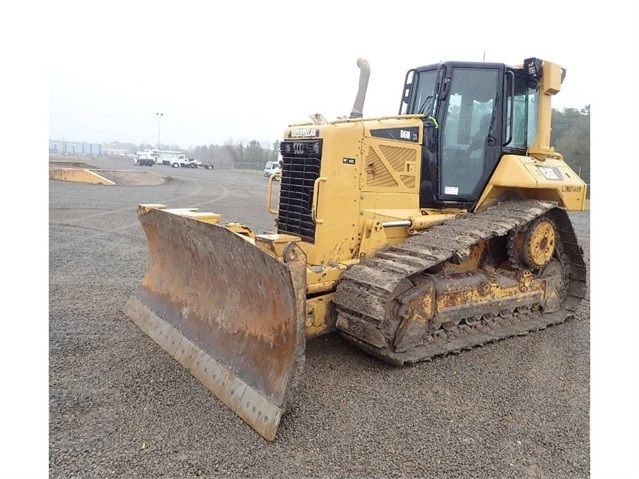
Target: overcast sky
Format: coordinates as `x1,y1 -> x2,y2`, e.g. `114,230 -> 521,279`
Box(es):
47,0 -> 605,149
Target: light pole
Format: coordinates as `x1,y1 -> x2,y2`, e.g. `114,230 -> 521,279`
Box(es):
156,112 -> 163,151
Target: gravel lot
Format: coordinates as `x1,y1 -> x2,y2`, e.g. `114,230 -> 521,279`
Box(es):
48,157 -> 591,478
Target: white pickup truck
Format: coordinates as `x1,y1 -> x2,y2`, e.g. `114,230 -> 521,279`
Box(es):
161,155 -> 199,168
263,160 -> 282,179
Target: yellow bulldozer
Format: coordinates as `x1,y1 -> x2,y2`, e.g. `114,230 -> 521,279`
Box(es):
123,57 -> 587,441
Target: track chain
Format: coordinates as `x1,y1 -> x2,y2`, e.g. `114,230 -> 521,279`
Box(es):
333,200 -> 587,365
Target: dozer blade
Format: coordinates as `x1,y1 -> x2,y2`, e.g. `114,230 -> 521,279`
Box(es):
123,206 -> 307,441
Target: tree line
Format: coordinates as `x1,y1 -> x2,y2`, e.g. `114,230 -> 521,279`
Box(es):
550,105 -> 590,191
188,140 -> 280,169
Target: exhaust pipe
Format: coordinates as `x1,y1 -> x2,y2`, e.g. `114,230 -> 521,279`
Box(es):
349,58 -> 370,118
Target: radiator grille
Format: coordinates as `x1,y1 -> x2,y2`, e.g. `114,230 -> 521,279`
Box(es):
277,139 -> 323,243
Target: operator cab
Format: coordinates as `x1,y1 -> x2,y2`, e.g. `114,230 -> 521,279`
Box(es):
400,58 -> 552,209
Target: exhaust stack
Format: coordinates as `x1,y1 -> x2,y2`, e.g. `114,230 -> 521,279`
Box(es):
349,58 -> 370,118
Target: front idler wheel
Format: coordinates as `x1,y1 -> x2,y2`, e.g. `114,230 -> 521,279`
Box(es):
509,217 -> 557,270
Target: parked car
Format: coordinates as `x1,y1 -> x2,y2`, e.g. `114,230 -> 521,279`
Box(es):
263,161 -> 281,179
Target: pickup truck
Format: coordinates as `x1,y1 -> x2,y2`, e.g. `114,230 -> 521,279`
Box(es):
263,160 -> 282,180
161,155 -> 199,168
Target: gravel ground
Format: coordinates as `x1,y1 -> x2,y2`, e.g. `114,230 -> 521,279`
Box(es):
48,157 -> 591,479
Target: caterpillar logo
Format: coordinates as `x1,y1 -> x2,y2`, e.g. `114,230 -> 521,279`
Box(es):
288,128 -> 318,138
537,166 -> 562,181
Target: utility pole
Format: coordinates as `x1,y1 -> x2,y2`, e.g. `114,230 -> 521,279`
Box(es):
156,112 -> 163,150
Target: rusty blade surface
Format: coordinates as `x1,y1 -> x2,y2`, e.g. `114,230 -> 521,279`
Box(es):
122,207 -> 306,441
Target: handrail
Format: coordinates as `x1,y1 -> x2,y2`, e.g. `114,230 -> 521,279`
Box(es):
266,173 -> 281,214
311,177 -> 328,224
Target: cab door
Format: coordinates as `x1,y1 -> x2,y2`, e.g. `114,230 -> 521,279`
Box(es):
437,64 -> 504,201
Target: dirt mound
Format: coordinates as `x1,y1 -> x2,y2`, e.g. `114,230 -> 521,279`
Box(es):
94,170 -> 168,186
49,160 -> 169,186
50,161 -> 98,169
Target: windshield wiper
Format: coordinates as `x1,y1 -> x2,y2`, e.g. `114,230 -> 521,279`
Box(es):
418,95 -> 434,115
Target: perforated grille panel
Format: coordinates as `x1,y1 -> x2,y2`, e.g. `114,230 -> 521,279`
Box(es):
365,144 -> 417,188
